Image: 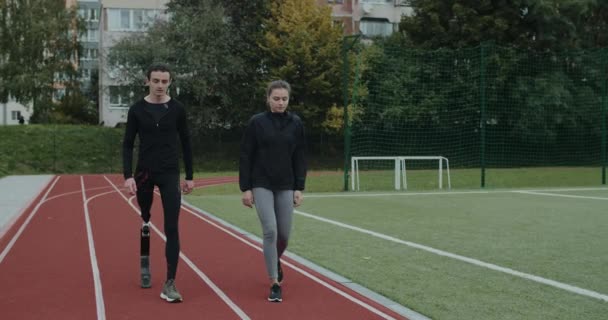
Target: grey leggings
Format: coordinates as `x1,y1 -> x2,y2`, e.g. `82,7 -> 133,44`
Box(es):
252,187 -> 294,280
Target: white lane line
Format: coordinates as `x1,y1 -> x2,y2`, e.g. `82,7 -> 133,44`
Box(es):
306,191 -> 491,198
294,209 -> 608,303
306,187 -> 608,199
44,185 -> 115,203
514,190 -> 608,201
0,176 -> 60,264
81,176 -> 111,320
524,187 -> 608,192
103,176 -> 250,320
194,182 -> 238,190
180,204 -> 400,320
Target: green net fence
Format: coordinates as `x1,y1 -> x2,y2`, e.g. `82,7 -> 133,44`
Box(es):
346,42 -> 607,189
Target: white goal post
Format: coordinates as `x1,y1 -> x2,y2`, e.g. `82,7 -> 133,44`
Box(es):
350,156 -> 451,191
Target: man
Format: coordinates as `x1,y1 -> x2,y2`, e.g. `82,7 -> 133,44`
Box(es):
122,63 -> 194,303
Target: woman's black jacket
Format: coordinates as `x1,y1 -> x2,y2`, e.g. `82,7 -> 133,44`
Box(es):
239,111 -> 307,192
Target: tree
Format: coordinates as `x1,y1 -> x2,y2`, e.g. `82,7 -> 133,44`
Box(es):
360,1 -> 606,166
215,0 -> 271,124
260,0 -> 343,135
52,89 -> 98,124
399,0 -> 604,51
108,0 -> 265,134
399,0 -> 527,49
561,0 -> 608,48
0,0 -> 82,122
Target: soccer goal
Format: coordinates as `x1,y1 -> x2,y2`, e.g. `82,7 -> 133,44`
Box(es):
351,156 -> 451,191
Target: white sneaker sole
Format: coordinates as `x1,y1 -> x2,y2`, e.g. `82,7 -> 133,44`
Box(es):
160,292 -> 183,303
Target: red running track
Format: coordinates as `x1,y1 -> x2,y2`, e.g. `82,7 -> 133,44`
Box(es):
0,174 -> 408,320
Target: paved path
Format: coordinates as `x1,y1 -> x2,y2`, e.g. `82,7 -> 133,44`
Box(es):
0,175 -> 54,237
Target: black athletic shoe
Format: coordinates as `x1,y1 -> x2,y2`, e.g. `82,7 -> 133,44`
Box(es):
268,283 -> 282,302
277,260 -> 283,284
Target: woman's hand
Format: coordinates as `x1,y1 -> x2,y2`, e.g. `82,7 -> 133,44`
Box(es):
293,190 -> 303,207
242,190 -> 254,208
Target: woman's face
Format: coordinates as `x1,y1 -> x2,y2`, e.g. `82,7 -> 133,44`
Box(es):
267,88 -> 289,113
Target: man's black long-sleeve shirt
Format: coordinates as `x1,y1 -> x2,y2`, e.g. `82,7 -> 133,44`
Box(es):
239,111 -> 307,192
122,98 -> 193,180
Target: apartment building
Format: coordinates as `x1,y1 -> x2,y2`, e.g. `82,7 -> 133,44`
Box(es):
320,0 -> 412,37
77,0 -> 101,93
53,0 -> 100,101
98,0 -> 169,127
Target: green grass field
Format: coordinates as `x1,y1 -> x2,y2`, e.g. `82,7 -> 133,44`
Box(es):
185,170 -> 608,319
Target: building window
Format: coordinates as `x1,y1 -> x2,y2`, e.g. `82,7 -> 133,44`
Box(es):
133,10 -> 145,29
80,68 -> 91,80
80,48 -> 98,61
108,9 -> 161,31
11,111 -> 20,121
54,88 -> 66,101
90,28 -> 99,41
360,18 -> 394,37
80,29 -> 98,42
120,10 -> 130,29
53,72 -> 64,82
78,7 -> 99,21
90,8 -> 99,21
109,86 -> 132,107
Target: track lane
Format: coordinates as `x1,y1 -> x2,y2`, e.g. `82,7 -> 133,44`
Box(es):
1,174 -> 407,320
93,175 -> 245,319
0,175 -> 97,319
102,174 -> 407,319
177,202 -> 407,320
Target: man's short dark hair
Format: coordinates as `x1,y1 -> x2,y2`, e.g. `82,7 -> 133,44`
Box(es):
146,63 -> 172,80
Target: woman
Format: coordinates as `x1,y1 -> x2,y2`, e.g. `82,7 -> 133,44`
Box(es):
239,80 -> 307,302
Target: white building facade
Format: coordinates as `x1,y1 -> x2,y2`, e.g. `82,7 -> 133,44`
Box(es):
321,0 -> 412,37
0,101 -> 33,125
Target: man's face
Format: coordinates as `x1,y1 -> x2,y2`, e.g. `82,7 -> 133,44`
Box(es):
146,71 -> 171,97
267,88 -> 289,113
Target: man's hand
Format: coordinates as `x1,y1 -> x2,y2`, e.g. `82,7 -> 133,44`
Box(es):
182,180 -> 194,194
293,190 -> 303,207
125,178 -> 137,195
242,190 -> 254,208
